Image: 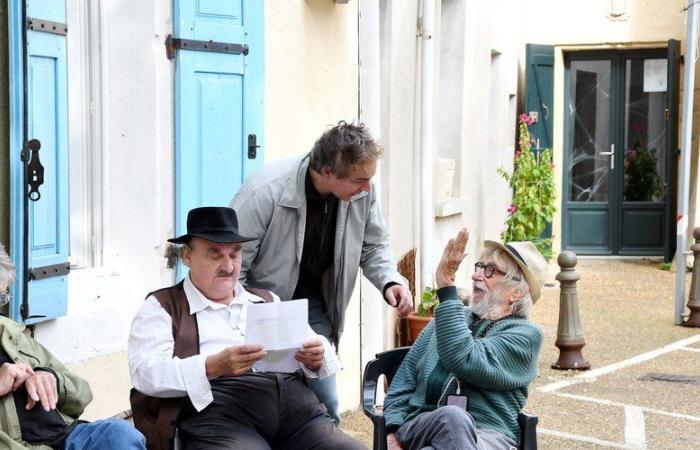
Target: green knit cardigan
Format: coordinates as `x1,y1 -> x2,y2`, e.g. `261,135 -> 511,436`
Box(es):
384,286 -> 543,442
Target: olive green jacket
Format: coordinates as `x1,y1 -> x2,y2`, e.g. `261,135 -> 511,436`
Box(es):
0,316 -> 92,449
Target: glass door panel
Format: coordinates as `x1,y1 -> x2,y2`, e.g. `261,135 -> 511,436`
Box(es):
568,60 -> 612,202
623,58 -> 667,202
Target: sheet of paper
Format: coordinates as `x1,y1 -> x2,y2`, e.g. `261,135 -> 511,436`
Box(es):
643,59 -> 667,92
245,299 -> 308,373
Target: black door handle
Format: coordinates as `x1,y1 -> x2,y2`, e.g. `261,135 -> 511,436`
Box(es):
248,134 -> 260,159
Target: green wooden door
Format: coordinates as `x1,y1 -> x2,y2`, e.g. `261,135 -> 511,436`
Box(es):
525,44 -> 554,149
563,46 -> 679,259
525,44 -> 554,240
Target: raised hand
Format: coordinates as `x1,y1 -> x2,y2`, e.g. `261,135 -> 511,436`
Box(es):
436,228 -> 469,288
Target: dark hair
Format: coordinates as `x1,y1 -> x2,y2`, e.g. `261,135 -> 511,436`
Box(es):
308,121 -> 383,178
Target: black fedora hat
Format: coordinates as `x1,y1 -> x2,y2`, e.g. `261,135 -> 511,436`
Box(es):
168,207 -> 254,244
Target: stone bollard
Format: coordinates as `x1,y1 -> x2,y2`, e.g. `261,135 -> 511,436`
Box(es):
552,251 -> 591,370
682,227 -> 700,327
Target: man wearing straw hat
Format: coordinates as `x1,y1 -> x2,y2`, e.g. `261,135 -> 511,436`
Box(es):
383,228 -> 547,450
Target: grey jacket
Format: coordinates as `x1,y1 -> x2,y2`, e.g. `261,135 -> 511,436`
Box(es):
230,155 -> 406,342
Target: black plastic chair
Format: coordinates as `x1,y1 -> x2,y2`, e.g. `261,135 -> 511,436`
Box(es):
362,346 -> 538,450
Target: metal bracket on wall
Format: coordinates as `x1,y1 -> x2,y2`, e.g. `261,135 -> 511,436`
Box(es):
26,17 -> 67,35
165,34 -> 249,60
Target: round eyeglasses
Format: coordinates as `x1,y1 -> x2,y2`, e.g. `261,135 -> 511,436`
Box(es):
474,261 -> 521,281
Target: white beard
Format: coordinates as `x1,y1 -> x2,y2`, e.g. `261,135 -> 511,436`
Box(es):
471,288 -> 501,318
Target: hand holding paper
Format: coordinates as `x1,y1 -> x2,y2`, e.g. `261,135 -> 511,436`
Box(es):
295,338 -> 325,371
205,344 -> 266,379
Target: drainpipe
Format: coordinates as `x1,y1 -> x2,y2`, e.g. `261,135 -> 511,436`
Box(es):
675,0 -> 699,324
358,0 -> 384,362
419,0 -> 435,295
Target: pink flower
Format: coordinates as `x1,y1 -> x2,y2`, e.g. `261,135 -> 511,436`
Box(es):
519,113 -> 529,123
515,150 -> 521,158
549,163 -> 555,169
507,203 -> 518,216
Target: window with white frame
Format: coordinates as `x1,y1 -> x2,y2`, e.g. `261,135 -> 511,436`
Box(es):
67,0 -> 104,268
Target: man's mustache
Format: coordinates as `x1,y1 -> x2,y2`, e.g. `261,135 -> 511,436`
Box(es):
216,271 -> 235,277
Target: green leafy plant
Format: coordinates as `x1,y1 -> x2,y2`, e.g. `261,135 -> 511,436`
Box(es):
417,285 -> 439,317
497,114 -> 557,260
659,262 -> 671,271
624,124 -> 661,202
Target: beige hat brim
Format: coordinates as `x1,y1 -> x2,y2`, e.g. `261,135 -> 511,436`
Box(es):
483,240 -> 541,302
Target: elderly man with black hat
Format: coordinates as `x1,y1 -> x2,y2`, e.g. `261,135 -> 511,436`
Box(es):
128,207 -> 366,450
383,228 -> 547,450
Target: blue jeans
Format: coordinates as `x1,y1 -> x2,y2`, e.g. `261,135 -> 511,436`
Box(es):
64,419 -> 146,450
307,295 -> 340,424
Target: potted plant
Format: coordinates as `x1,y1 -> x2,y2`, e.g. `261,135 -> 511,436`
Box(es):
405,285 -> 439,345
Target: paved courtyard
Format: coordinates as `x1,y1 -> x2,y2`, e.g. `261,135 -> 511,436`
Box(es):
341,258 -> 700,449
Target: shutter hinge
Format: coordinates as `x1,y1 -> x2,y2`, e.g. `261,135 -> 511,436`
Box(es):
165,34 -> 249,60
26,17 -> 67,35
28,262 -> 70,281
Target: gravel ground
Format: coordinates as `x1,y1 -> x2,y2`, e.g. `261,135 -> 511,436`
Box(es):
340,258 -> 700,449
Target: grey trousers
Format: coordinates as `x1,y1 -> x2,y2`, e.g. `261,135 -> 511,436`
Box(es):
396,406 -> 518,450
177,373 -> 365,450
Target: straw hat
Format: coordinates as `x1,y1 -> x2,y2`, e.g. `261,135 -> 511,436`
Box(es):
483,240 -> 548,302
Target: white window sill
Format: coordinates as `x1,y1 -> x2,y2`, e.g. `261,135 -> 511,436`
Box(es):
434,197 -> 468,218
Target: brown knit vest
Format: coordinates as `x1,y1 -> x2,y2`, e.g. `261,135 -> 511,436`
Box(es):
129,281 -> 274,450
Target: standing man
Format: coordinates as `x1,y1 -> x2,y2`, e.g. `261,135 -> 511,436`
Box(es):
230,121 -> 413,422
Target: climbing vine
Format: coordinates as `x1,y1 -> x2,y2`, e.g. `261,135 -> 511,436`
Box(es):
497,114 -> 557,259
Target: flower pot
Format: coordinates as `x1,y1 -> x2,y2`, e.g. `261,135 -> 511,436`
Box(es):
405,313 -> 432,345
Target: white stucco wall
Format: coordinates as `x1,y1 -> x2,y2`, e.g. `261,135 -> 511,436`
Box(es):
265,0 -> 360,161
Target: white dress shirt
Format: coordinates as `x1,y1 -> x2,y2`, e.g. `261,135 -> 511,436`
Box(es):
128,277 -> 340,412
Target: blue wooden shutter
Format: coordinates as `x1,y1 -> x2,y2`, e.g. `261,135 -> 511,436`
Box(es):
8,0 -> 70,324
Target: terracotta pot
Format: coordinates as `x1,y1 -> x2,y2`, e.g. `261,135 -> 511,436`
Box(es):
405,313 -> 432,345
